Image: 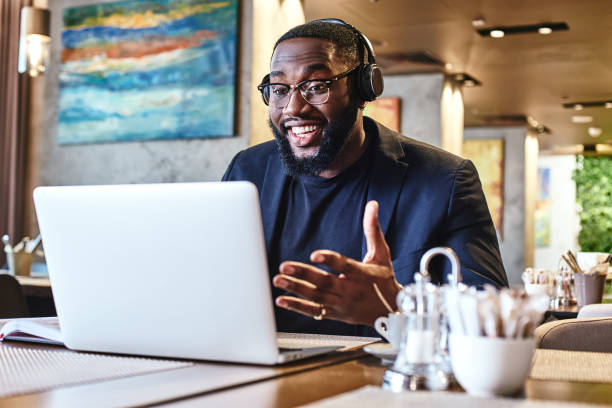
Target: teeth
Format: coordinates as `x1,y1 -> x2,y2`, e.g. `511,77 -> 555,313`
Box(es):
291,125 -> 319,134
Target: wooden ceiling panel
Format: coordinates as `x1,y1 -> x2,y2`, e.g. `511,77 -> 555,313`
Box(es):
303,0 -> 612,151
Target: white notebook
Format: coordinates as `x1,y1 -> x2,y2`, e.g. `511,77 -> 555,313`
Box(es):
0,317 -> 63,345
0,317 -> 379,358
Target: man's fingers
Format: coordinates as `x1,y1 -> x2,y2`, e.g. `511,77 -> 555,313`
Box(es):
362,201 -> 392,266
310,249 -> 393,283
273,273 -> 343,305
278,261 -> 343,294
275,296 -> 340,321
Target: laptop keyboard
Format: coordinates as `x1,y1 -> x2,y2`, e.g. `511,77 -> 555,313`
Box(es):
276,332 -> 379,352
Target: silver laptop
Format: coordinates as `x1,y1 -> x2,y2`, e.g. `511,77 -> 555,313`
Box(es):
33,182 -> 376,365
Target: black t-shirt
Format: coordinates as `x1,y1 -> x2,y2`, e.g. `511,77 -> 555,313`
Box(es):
269,141 -> 375,336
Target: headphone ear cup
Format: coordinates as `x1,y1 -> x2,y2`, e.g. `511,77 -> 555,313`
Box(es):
358,64 -> 384,102
259,74 -> 270,104
260,87 -> 269,105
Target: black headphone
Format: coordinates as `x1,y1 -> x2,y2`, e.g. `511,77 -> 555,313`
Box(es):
258,18 -> 384,103
314,18 -> 384,102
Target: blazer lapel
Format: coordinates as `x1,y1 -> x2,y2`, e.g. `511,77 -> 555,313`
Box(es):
362,119 -> 410,259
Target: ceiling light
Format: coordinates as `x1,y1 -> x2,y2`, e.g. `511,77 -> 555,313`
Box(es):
538,26 -> 552,35
477,22 -> 569,37
564,100 -> 612,109
444,63 -> 453,70
452,73 -> 481,86
588,127 -> 603,138
490,30 -> 505,38
571,115 -> 593,124
472,18 -> 486,27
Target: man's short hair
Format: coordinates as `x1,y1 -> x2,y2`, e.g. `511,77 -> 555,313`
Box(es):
273,21 -> 363,67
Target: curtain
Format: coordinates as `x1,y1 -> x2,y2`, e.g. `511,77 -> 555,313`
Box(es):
0,0 -> 31,265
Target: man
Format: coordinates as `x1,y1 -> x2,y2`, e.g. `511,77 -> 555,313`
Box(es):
223,20 -> 507,337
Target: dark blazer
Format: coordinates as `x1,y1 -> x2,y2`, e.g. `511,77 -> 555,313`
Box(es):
223,117 -> 508,288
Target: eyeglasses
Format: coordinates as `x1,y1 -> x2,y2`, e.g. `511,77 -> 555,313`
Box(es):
257,65 -> 359,108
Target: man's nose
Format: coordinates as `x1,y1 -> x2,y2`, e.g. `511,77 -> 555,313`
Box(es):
282,88 -> 308,116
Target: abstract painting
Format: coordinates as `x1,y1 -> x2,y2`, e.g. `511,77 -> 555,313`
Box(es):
535,167 -> 551,247
462,139 -> 505,238
363,97 -> 400,132
59,0 -> 238,144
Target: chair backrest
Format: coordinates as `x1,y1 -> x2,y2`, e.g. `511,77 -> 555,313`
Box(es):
535,317 -> 612,353
0,274 -> 29,318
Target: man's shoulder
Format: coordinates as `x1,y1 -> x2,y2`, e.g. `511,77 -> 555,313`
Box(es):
369,119 -> 466,173
400,136 -> 465,170
223,139 -> 279,184
237,139 -> 279,161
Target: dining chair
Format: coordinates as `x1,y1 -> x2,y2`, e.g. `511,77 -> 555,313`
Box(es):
0,274 -> 29,318
535,317 -> 612,353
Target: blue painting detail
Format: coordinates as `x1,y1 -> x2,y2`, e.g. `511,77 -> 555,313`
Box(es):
58,0 -> 238,144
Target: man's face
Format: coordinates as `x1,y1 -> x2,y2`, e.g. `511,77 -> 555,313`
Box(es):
268,37 -> 360,176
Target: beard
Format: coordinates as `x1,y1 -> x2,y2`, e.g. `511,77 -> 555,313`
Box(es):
269,101 -> 360,177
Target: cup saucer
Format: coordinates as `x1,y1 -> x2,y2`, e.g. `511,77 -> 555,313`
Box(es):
363,343 -> 398,363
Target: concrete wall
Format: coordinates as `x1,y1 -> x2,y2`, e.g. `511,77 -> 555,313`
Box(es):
524,131 -> 539,268
464,126 -> 527,285
380,73 -> 443,145
534,155 -> 579,270
24,0 -> 254,235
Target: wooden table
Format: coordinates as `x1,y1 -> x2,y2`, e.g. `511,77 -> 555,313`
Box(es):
1,342 -> 612,407
545,304 -> 579,320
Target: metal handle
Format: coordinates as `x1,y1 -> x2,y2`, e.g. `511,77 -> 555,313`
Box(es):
419,247 -> 462,286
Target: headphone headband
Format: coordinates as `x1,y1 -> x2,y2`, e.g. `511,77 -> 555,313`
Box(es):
309,18 -> 376,65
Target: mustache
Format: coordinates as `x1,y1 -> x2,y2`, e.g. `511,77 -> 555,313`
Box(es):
277,118 -> 327,133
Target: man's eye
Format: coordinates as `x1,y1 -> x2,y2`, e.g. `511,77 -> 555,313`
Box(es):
304,82 -> 327,93
270,86 -> 289,96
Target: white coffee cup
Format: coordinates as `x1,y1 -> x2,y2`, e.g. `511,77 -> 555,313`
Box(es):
374,313 -> 405,349
449,334 -> 536,397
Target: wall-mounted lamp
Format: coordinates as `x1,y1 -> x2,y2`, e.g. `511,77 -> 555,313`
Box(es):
18,7 -> 51,77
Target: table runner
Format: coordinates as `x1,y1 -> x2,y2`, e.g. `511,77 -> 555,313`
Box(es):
0,345 -> 192,398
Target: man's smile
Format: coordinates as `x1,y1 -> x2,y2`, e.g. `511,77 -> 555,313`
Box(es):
287,124 -> 323,147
